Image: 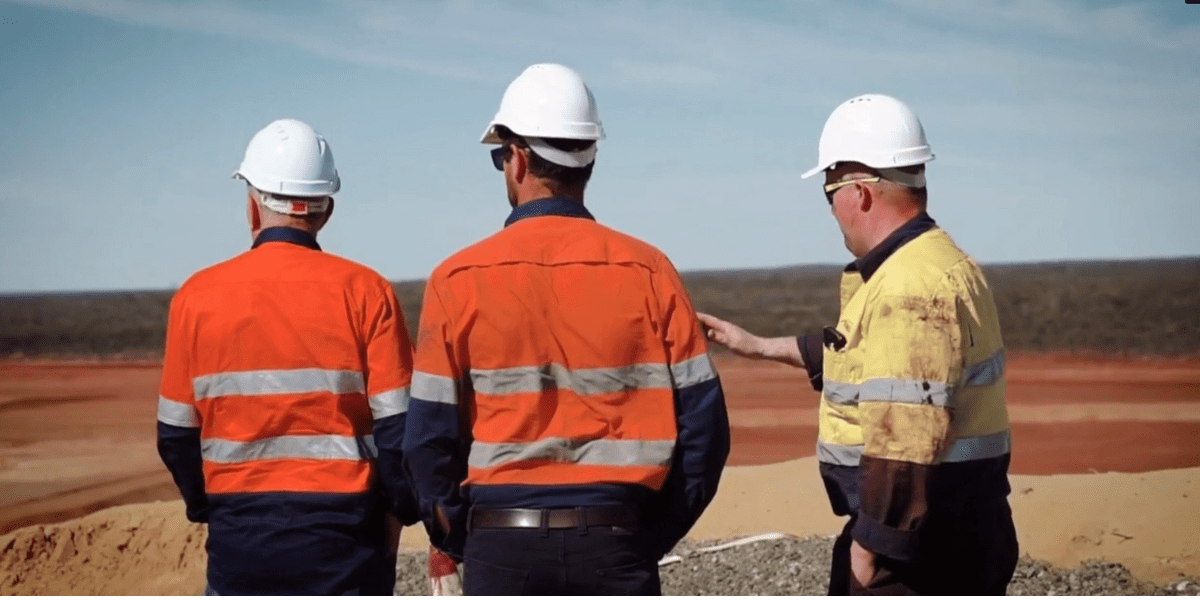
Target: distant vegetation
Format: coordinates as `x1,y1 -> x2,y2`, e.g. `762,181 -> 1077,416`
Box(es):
684,258 -> 1200,356
1,258 -> 1197,358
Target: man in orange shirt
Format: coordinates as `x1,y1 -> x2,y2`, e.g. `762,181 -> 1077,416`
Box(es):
156,119 -> 417,595
402,64 -> 730,595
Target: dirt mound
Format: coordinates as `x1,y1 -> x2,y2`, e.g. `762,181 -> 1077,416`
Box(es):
0,501 -> 205,595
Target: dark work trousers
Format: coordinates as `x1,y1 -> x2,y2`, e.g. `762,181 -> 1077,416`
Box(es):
204,550 -> 395,596
462,525 -> 661,595
829,499 -> 1019,595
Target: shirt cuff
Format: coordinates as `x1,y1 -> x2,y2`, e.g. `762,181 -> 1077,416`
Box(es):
852,510 -> 919,562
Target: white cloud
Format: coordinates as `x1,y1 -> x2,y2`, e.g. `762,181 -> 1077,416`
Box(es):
13,0 -> 1199,168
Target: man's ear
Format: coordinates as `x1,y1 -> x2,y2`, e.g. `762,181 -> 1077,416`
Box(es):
248,193 -> 261,232
857,182 -> 874,213
511,145 -> 529,183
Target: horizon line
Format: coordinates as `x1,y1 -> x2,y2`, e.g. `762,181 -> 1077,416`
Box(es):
2,255 -> 1197,297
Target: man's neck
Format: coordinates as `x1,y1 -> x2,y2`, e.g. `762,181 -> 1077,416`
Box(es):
512,173 -> 584,206
514,189 -> 583,206
862,209 -> 921,256
252,222 -> 320,239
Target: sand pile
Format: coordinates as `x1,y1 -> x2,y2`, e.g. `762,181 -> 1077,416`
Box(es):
0,501 -> 206,595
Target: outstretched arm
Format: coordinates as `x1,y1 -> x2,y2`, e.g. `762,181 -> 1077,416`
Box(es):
696,312 -> 806,369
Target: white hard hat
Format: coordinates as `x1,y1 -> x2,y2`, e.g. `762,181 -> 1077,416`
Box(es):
801,94 -> 934,181
480,63 -> 605,168
233,119 -> 341,197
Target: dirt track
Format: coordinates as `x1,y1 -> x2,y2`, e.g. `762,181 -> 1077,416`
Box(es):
2,355 -> 1199,536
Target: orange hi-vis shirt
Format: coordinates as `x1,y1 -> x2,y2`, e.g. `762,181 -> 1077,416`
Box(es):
411,204 -> 718,492
156,229 -> 413,496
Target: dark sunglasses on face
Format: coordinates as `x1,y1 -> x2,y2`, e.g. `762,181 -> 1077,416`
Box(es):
490,146 -> 506,171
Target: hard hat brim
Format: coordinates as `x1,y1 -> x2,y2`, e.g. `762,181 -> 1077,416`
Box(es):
232,169 -> 340,196
480,123 -> 503,145
800,163 -> 829,180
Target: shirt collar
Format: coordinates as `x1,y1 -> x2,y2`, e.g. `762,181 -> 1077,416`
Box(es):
252,226 -> 322,251
847,212 -> 937,282
504,196 -> 595,228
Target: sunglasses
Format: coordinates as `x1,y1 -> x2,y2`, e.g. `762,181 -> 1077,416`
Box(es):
490,146 -> 506,171
823,176 -> 881,204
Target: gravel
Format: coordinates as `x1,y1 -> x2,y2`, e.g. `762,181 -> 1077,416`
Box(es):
394,536 -> 1200,595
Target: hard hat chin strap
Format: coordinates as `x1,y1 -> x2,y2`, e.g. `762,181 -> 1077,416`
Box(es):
525,137 -> 596,168
877,167 -> 926,189
260,194 -> 331,216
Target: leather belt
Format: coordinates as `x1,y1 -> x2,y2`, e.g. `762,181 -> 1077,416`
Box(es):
470,505 -> 638,530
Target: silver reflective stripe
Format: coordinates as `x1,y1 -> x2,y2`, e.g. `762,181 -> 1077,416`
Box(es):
412,371 -> 458,405
670,353 -> 718,389
944,430 -> 1011,463
193,369 -> 365,400
964,349 -> 1006,387
816,432 -> 1011,466
470,363 -> 672,396
157,396 -> 199,428
201,434 -> 376,463
469,437 -> 675,469
826,378 -> 954,407
816,441 -> 863,466
369,386 -> 411,420
860,378 -> 953,407
822,379 -> 861,405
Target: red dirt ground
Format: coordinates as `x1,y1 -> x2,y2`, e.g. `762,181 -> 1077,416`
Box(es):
2,354 -> 1199,535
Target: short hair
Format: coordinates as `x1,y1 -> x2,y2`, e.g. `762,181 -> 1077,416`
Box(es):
495,126 -> 595,191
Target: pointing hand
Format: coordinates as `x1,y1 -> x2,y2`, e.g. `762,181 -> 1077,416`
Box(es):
696,312 -> 765,358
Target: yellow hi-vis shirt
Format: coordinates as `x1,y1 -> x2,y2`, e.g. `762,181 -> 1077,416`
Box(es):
817,221 -> 1012,561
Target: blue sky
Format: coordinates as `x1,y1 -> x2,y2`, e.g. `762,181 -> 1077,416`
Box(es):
1,0 -> 1198,292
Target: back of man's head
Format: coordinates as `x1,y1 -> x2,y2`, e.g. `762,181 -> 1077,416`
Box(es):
497,126 -> 596,194
481,64 -> 605,197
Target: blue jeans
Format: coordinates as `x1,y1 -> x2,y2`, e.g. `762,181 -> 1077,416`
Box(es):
463,525 -> 661,595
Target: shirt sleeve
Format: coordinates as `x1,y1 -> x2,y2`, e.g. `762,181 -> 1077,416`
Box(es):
364,280 -> 420,526
402,275 -> 469,559
155,289 -> 209,523
851,291 -> 962,561
644,259 -> 731,558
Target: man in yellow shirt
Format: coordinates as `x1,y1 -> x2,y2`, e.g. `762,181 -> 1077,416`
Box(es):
700,94 -> 1017,595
